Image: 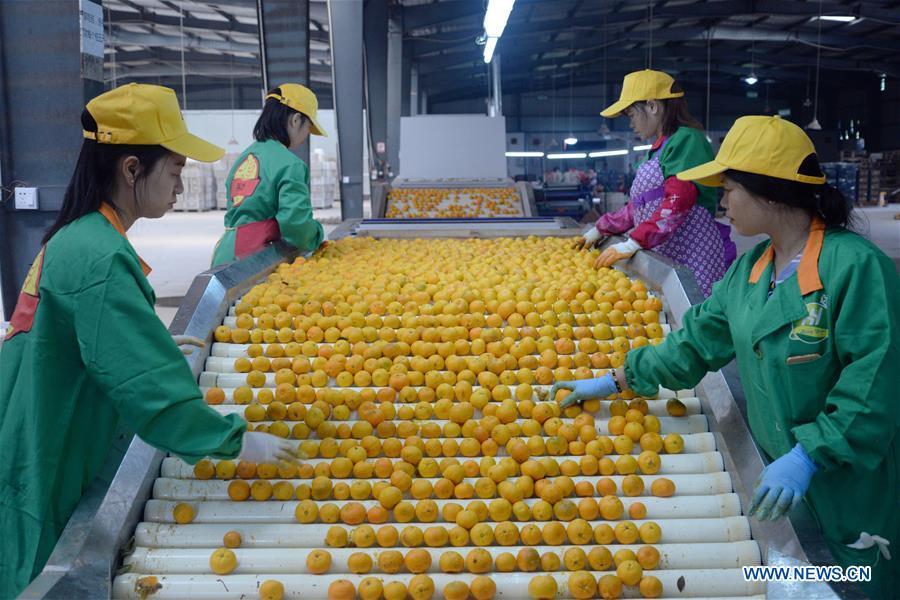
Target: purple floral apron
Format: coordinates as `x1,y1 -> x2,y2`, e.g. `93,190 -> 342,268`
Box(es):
630,142 -> 727,297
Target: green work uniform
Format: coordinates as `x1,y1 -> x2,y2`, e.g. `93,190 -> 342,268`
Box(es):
0,210 -> 246,598
625,221 -> 900,597
211,139 -> 325,266
647,126 -> 719,217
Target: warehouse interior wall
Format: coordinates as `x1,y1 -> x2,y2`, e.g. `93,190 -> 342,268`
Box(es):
182,109 -> 371,198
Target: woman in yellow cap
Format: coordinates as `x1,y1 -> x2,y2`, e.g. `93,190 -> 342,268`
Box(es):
211,83 -> 327,266
575,69 -> 735,296
555,115 -> 898,597
0,83 -> 298,597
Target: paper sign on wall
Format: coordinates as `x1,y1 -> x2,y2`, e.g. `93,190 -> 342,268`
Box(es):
80,0 -> 104,81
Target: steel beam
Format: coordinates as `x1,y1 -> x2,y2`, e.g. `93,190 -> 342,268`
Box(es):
257,0 -> 311,164
107,7 -> 259,35
386,16 -> 403,176
109,28 -> 259,54
410,64 -> 419,116
364,0 -> 388,176
328,0 -> 364,218
0,0 -> 104,318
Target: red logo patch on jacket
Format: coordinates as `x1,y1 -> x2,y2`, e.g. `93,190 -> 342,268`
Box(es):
230,154 -> 261,207
5,247 -> 46,340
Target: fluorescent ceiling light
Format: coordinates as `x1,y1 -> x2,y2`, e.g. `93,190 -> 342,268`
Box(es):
589,149 -> 629,158
483,37 -> 498,63
632,144 -> 652,151
564,137 -> 578,145
484,0 -> 515,37
806,118 -> 822,131
743,74 -> 758,85
546,152 -> 587,159
817,15 -> 855,22
505,151 -> 544,157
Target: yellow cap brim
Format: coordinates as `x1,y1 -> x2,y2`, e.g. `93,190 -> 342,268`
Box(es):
308,115 -> 327,137
600,98 -> 634,118
676,160 -> 728,187
162,132 -> 225,162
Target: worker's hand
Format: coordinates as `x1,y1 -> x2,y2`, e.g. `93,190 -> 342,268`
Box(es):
747,443 -> 817,521
172,335 -> 206,356
238,431 -> 302,464
594,238 -> 642,268
572,226 -> 605,251
549,374 -> 618,408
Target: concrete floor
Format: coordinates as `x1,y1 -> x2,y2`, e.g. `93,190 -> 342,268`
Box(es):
128,205 -> 899,328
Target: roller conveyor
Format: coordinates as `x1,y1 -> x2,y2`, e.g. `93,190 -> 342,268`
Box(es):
123,542 -> 762,573
133,518 -> 754,548
28,222 -> 840,600
115,260 -> 749,598
112,572 -> 767,600
143,493 -> 743,523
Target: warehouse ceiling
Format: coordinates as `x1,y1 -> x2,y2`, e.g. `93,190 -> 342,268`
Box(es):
103,0 -> 331,108
103,0 -> 899,110
405,0 -> 900,104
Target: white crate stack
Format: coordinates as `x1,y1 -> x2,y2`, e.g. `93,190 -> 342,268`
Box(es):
175,160 -> 217,212
311,148 -> 337,210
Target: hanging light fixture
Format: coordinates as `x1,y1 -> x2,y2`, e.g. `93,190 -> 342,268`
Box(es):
549,61 -> 560,147
564,28 -> 578,146
743,42 -> 758,85
482,0 -> 516,63
807,0 -> 823,130
803,67 -> 813,107
599,19 -> 611,137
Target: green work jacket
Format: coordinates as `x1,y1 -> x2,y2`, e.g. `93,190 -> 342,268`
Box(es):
0,207 -> 246,598
625,219 -> 899,597
211,139 -> 324,267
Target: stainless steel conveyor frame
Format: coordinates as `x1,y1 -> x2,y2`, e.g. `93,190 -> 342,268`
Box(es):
22,219 -> 846,599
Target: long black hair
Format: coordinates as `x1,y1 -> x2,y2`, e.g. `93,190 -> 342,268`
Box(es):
43,110 -> 171,244
629,82 -> 705,136
725,154 -> 854,230
253,87 -> 308,147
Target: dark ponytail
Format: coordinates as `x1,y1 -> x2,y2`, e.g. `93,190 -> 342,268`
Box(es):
253,87 -> 308,147
724,154 -> 855,230
43,110 -> 170,244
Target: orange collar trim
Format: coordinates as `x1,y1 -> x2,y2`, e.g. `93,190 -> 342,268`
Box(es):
98,203 -> 152,276
650,135 -> 666,151
748,216 -> 825,295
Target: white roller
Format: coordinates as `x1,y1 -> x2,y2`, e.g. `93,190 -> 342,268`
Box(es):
113,571 -> 765,599
156,469 -> 732,497
200,383 -> 703,417
226,297 -> 669,317
144,493 -> 742,524
124,540 -> 761,574
159,453 -> 721,487
206,410 -> 712,437
217,317 -> 672,336
208,367 -> 669,389
134,518 -> 753,549
167,432 -> 717,468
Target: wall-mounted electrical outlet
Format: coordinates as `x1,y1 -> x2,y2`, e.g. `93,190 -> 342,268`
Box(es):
14,187 -> 39,210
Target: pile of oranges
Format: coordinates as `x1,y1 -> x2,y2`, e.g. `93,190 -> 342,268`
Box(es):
386,187 -> 523,218
202,237 -> 683,599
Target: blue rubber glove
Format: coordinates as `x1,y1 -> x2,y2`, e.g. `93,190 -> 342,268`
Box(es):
747,443 -> 818,521
549,374 -> 618,408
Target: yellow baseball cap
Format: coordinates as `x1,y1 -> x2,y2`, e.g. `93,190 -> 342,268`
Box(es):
265,83 -> 327,137
600,69 -> 684,117
83,83 -> 224,162
677,115 -> 827,187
